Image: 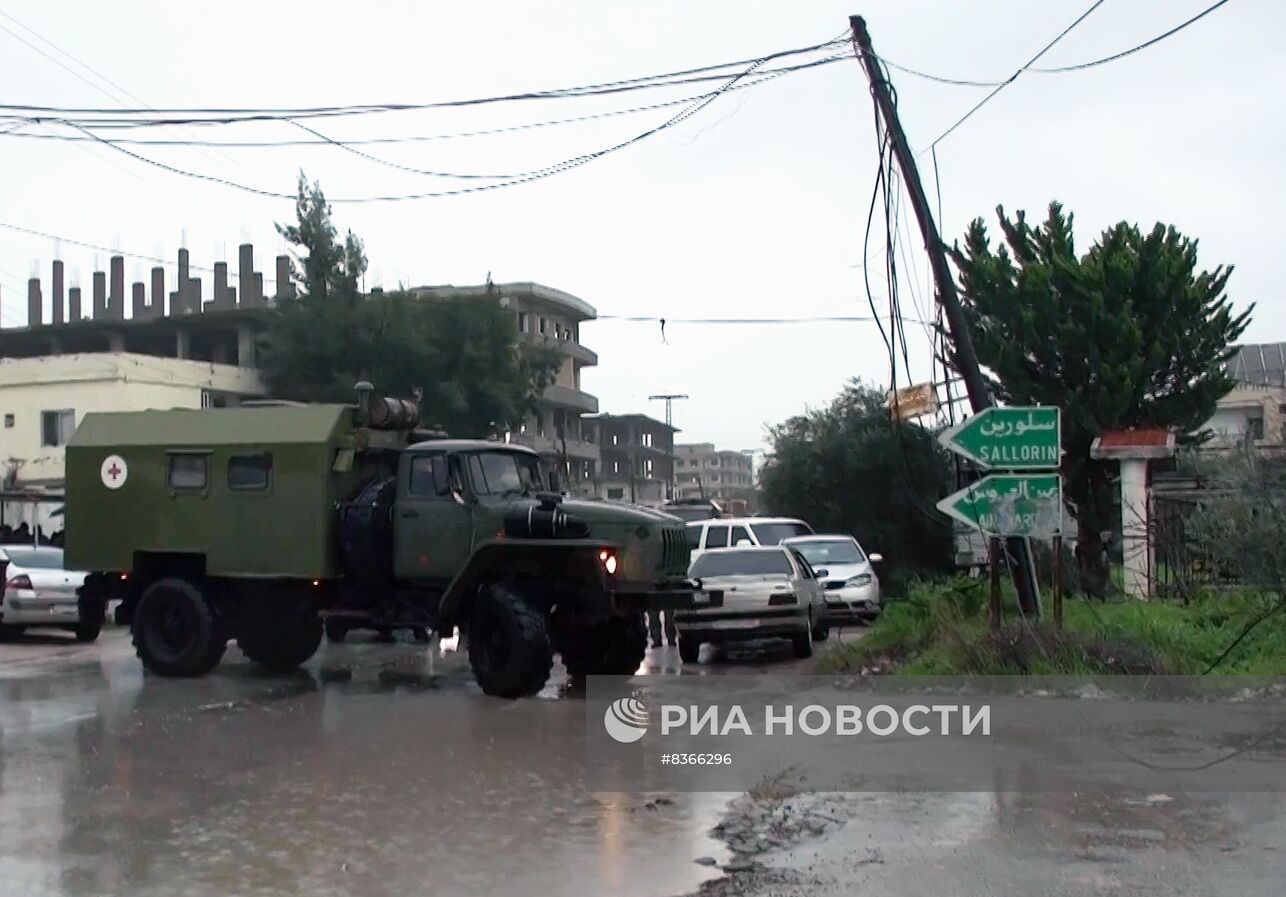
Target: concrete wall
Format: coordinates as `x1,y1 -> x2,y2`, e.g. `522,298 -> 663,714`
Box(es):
0,352 -> 266,484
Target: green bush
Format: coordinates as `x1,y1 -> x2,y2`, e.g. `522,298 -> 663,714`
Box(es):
819,581 -> 1286,676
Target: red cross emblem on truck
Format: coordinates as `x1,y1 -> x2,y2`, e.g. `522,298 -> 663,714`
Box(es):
106,462 -> 123,481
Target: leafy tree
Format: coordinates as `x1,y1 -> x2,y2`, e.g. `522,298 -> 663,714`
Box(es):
758,380 -> 953,591
260,175 -> 559,436
948,203 -> 1251,595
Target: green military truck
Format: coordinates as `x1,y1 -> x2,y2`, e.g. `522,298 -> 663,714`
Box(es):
66,386 -> 700,697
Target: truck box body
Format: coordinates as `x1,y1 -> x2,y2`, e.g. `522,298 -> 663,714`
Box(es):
65,405 -> 371,579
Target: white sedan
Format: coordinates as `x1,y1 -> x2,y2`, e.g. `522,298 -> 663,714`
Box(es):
0,546 -> 97,642
783,535 -> 883,623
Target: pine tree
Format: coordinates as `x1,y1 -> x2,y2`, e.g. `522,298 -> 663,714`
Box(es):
948,202 -> 1252,594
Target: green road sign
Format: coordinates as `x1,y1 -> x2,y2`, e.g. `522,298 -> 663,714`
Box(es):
939,406 -> 1060,470
936,474 -> 1062,537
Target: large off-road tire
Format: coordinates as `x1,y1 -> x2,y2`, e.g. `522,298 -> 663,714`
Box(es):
561,613 -> 648,678
678,633 -> 702,664
0,623 -> 24,641
238,602 -> 323,672
73,623 -> 102,643
132,578 -> 226,677
468,583 -> 552,699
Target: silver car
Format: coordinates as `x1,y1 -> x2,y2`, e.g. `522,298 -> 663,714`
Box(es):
783,535 -> 882,623
0,546 -> 96,642
675,546 -> 828,664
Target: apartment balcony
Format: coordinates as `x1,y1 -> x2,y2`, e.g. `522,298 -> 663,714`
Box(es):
542,383 -> 599,414
520,331 -> 598,366
509,431 -> 601,463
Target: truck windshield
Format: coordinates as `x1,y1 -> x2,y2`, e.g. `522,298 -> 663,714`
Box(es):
469,451 -> 543,496
690,550 -> 793,578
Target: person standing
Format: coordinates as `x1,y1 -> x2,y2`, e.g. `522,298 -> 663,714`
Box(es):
648,609 -> 676,648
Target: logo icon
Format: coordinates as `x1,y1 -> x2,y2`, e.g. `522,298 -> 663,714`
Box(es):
100,454 -> 128,490
603,696 -> 649,744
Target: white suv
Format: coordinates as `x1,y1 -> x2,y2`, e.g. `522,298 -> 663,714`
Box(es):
685,517 -> 813,560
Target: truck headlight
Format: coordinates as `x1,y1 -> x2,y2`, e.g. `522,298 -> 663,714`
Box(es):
847,573 -> 873,587
599,549 -> 618,576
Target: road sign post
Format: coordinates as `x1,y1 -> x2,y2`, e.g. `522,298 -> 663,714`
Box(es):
939,407 -> 1060,470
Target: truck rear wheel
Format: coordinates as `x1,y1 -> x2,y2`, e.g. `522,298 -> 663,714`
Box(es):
561,613 -> 647,678
468,583 -> 552,699
133,578 -> 226,677
238,602 -> 323,672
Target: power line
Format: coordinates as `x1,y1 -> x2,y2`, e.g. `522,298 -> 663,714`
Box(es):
43,51 -> 825,203
0,90 -> 742,147
1031,0 -> 1233,72
872,0 -> 1233,92
923,0 -> 1108,153
0,40 -> 847,123
594,314 -> 928,325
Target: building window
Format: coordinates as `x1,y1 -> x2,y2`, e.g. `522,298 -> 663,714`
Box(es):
517,312 -> 528,333
3,414 -> 12,428
539,317 -> 549,336
40,409 -> 75,447
611,433 -> 619,446
613,460 -> 620,475
1249,415 -> 1265,441
607,487 -> 625,500
644,459 -> 654,478
228,453 -> 272,491
168,454 -> 208,490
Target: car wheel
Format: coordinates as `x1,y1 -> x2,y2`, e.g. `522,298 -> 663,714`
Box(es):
812,613 -> 831,642
792,615 -> 814,659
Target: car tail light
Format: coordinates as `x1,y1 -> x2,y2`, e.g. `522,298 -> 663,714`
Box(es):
767,592 -> 797,606
6,575 -> 32,590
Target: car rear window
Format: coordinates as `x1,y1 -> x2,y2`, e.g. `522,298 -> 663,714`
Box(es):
750,522 -> 812,544
2,547 -> 64,569
690,550 -> 793,578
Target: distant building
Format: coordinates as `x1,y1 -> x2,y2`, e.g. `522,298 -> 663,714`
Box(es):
411,282 -> 600,493
1204,343 -> 1286,454
591,413 -> 676,505
674,443 -> 757,510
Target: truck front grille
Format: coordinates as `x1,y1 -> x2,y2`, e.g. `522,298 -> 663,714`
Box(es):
661,526 -> 690,575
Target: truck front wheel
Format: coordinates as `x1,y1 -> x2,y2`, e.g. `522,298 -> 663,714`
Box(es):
561,613 -> 647,678
238,601 -> 323,672
468,584 -> 552,699
133,578 -> 226,677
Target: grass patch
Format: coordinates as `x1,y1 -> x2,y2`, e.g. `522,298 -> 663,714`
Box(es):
818,578 -> 1286,675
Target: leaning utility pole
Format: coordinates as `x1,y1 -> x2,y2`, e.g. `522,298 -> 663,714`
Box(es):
649,394 -> 688,501
849,14 -> 1041,618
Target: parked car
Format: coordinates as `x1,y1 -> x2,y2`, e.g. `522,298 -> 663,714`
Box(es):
685,517 -> 814,560
783,534 -> 883,623
0,546 -> 97,641
675,545 -> 828,663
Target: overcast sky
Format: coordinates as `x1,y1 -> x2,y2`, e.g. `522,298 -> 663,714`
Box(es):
0,0 -> 1279,451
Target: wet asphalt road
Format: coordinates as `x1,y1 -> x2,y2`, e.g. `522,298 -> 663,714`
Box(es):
0,627 -> 820,897
2,628 -> 1284,897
